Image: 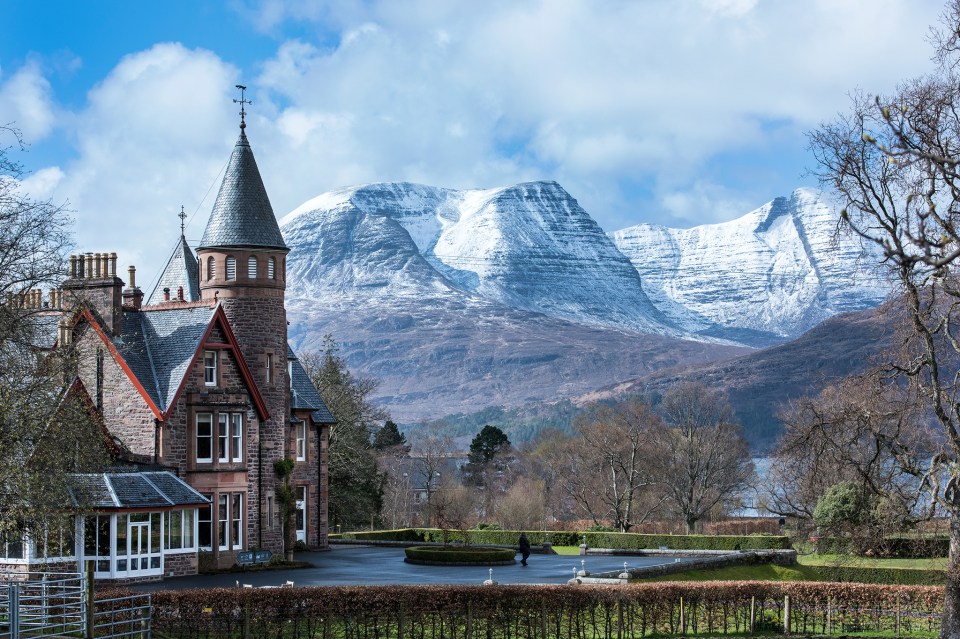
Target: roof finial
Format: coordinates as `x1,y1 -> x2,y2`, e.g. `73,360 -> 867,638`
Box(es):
234,84 -> 251,131
178,205 -> 187,237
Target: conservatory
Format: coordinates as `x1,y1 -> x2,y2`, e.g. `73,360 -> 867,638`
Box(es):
0,471 -> 208,582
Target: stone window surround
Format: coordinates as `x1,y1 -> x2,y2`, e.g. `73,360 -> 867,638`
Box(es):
194,410 -> 246,468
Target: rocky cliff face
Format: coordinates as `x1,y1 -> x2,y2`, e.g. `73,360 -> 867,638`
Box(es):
610,188 -> 890,346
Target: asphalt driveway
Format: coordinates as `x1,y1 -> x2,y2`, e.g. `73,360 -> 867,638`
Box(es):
138,545 -> 694,590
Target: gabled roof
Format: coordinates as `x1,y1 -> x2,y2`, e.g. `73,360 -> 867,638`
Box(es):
146,235 -> 200,305
69,471 -> 209,510
115,304 -> 216,412
198,131 -> 288,251
76,304 -> 270,422
288,347 -> 336,425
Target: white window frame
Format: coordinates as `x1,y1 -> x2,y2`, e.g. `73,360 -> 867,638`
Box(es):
204,351 -> 217,386
218,414 -> 229,463
218,495 -> 229,551
196,413 -> 213,463
231,494 -> 243,550
231,413 -> 243,463
268,256 -> 276,280
266,353 -> 273,383
296,422 -> 307,462
226,256 -> 236,280
206,256 -> 215,281
198,499 -> 212,551
247,256 -> 257,279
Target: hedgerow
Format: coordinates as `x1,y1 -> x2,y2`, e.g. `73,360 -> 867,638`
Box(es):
104,581 -> 944,639
332,528 -> 789,550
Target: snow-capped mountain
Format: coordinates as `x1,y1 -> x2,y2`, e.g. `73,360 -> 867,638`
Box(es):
282,181 -> 675,337
610,188 -> 890,346
279,181 -> 890,420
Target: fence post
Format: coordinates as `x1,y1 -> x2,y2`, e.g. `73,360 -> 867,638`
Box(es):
10,583 -> 19,639
467,601 -> 474,639
541,598 -> 548,639
896,593 -> 901,638
826,597 -> 831,636
749,596 -> 755,634
617,600 -> 623,639
86,560 -> 95,639
783,595 -> 791,635
679,596 -> 685,635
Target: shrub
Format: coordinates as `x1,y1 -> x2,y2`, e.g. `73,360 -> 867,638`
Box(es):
404,546 -> 516,564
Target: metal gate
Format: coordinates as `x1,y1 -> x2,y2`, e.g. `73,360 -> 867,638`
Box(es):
0,572 -> 151,639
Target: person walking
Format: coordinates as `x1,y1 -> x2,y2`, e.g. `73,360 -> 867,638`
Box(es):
518,532 -> 531,566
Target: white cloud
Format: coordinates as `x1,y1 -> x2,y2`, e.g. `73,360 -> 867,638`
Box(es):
18,0 -> 951,283
43,44 -> 239,282
0,60 -> 58,140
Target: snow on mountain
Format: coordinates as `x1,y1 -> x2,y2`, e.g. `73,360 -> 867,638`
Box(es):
282,181 -> 677,336
610,188 -> 891,345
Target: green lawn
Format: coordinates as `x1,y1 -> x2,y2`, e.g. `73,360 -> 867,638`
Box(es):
798,554 -> 947,570
552,545 -> 581,556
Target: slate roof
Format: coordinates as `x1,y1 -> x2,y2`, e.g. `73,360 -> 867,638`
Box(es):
69,471 -> 208,510
288,347 -> 336,425
198,131 -> 288,251
146,235 -> 200,305
114,305 -> 215,411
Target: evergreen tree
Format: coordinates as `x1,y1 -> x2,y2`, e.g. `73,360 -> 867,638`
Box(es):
302,336 -> 386,530
373,420 -> 408,451
463,425 -> 510,486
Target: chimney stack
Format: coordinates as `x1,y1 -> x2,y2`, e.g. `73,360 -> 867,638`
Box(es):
61,251 -> 126,336
122,265 -> 144,311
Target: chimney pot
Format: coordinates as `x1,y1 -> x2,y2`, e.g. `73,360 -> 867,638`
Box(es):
110,252 -> 117,278
177,286 -> 184,301
69,255 -> 77,278
128,265 -> 137,289
163,287 -> 170,302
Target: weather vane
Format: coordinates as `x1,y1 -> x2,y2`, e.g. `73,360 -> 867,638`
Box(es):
178,205 -> 187,236
234,84 -> 252,130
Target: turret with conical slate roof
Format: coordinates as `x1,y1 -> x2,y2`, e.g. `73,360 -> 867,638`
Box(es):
195,116 -> 290,557
198,129 -> 287,252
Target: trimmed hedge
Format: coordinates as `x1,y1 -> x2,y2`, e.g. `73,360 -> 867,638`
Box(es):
404,546 -> 516,564
815,535 -> 949,558
105,581 -> 945,639
332,528 -> 790,550
582,531 -> 790,551
812,565 -> 945,586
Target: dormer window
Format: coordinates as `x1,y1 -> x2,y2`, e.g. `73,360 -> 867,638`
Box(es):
207,256 -> 216,281
226,256 -> 236,281
204,351 -> 217,386
268,257 -> 275,280
248,256 -> 258,279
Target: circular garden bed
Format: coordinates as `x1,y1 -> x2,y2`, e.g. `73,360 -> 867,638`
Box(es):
404,545 -> 516,566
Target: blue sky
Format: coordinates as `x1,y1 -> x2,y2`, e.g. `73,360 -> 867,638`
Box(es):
0,0 -> 947,284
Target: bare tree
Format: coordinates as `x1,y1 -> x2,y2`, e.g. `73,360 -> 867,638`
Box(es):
0,126 -> 108,541
562,399 -> 664,532
407,427 -> 454,527
808,3 -> 960,631
494,476 -> 547,530
653,383 -> 754,534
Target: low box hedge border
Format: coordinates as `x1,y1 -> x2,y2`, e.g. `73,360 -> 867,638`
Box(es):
404,546 -> 517,565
